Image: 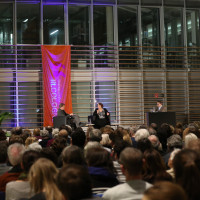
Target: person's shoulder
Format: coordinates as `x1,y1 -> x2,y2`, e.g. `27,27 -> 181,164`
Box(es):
103,183 -> 125,197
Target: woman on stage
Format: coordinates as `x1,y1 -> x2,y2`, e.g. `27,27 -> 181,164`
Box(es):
93,103 -> 110,129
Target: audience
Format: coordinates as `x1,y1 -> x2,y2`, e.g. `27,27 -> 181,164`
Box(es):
1,120 -> 200,200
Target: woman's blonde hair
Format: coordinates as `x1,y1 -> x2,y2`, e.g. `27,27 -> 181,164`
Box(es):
25,137 -> 38,147
28,158 -> 63,200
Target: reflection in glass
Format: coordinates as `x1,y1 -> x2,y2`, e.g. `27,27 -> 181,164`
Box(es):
142,7 -> 160,47
164,7 -> 183,47
0,4 -> 13,44
17,3 -> 40,44
94,6 -> 114,45
118,6 -> 138,46
186,9 -> 200,47
43,5 -> 64,45
69,6 -> 89,45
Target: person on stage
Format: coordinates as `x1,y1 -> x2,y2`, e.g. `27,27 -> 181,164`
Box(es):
57,103 -> 80,129
155,100 -> 167,112
93,103 -> 110,129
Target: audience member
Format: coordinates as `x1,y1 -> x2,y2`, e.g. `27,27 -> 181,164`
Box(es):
71,127 -> 86,149
6,150 -> 40,200
40,148 -> 58,167
0,144 -> 11,175
135,129 -> 150,142
184,133 -> 198,148
86,147 -> 119,196
11,127 -> 23,136
25,137 -> 38,148
0,143 -> 25,191
142,181 -> 187,200
88,129 -> 102,142
9,135 -> 24,145
137,138 -> 153,153
173,149 -> 200,200
39,130 -> 50,148
148,135 -> 162,153
26,142 -> 42,152
103,147 -> 152,200
32,128 -> 41,139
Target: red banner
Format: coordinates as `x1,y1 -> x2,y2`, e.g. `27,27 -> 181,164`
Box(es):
41,45 -> 72,126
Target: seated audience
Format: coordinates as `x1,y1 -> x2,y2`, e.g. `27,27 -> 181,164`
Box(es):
39,130 -> 50,148
103,147 -> 152,200
25,137 -> 38,148
142,149 -> 172,184
6,150 -> 40,200
137,138 -> 153,153
173,149 -> 200,200
86,147 -> 119,196
21,158 -> 63,200
57,164 -> 96,200
71,127 -> 86,149
9,135 -> 24,145
11,127 -> 23,136
135,129 -> 150,142
142,181 -> 187,200
26,142 -> 42,152
148,135 -> 162,153
0,143 -> 25,191
32,128 -> 41,140
184,133 -> 198,148
40,148 -> 58,167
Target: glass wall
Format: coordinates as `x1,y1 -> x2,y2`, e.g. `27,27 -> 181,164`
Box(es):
69,6 -> 89,45
0,3 -> 13,44
43,5 -> 64,45
17,3 -> 40,44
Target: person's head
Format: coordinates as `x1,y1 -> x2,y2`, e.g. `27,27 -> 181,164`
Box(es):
135,129 -> 150,142
25,137 -> 38,148
143,181 -> 187,200
119,147 -> 143,178
29,158 -> 63,200
71,127 -> 86,148
11,127 -> 23,135
150,123 -> 158,131
84,141 -> 102,158
58,129 -> 68,140
156,100 -> 162,108
186,139 -> 200,153
173,149 -> 200,200
59,103 -> 65,110
167,134 -> 182,151
86,147 -> 115,174
62,145 -> 85,166
184,133 -> 198,148
0,144 -> 8,163
100,134 -> 111,146
40,147 -> 58,166
8,143 -> 25,166
21,150 -> 40,174
148,135 -> 160,149
0,129 -> 7,141
167,148 -> 181,169
52,128 -> 59,138
45,126 -> 52,134
26,142 -> 42,152
113,139 -> 132,160
98,103 -> 103,109
57,164 -> 92,200
9,135 -> 24,145
137,138 -> 153,153
40,130 -> 49,138
89,129 -> 102,142
33,128 -> 41,137
50,137 -> 67,157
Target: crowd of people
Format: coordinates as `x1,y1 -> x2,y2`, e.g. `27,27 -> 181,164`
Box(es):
0,120 -> 199,200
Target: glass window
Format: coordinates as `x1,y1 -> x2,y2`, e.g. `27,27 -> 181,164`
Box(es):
164,7 -> 183,47
164,0 -> 184,7
17,3 -> 40,44
118,6 -> 138,46
94,6 -> 114,45
0,3 -> 13,44
186,0 -> 200,8
69,6 -> 89,45
118,0 -> 139,5
186,9 -> 200,47
142,7 -> 160,47
141,0 -> 162,6
43,5 -> 64,45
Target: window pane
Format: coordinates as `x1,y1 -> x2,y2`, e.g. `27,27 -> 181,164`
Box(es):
118,6 -> 138,46
43,5 -> 64,45
142,7 -> 160,47
69,6 -> 89,45
141,0 -> 162,6
17,3 -> 40,44
0,3 -> 13,44
94,6 -> 114,45
186,9 -> 200,47
164,7 -> 183,47
164,0 -> 184,7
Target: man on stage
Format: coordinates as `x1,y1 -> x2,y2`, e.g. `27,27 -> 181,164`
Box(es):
156,100 -> 167,112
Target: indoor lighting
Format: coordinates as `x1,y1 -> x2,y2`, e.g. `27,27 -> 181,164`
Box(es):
50,30 -> 59,35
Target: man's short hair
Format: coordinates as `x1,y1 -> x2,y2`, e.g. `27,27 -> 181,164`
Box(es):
135,129 -> 150,142
167,134 -> 182,150
59,103 -> 65,108
119,147 -> 143,176
89,129 -> 102,142
59,129 -> 68,140
8,143 -> 25,166
57,164 -> 92,200
157,100 -> 162,104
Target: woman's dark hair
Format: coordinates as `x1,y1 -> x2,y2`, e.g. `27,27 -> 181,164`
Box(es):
143,149 -> 172,184
22,150 -> 40,173
40,147 -> 58,166
98,103 -> 103,108
86,147 -> 115,175
62,145 -> 85,166
0,129 -> 7,141
9,135 -> 24,145
137,138 -> 153,153
144,181 -> 187,200
173,149 -> 200,200
51,137 -> 67,157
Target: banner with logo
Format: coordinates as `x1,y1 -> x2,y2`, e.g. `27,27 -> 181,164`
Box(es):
41,45 -> 72,126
